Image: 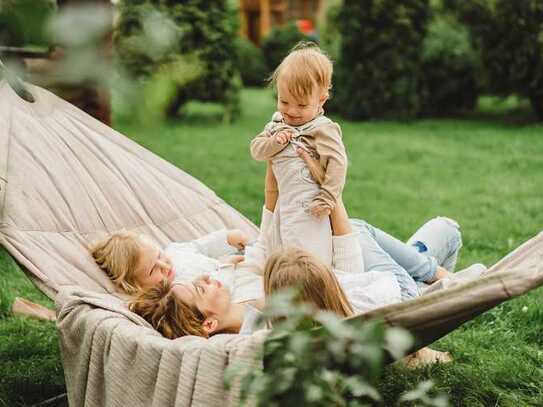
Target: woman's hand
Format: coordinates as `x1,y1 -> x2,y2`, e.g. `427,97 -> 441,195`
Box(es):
309,202 -> 332,220
296,147 -> 325,184
227,229 -> 248,250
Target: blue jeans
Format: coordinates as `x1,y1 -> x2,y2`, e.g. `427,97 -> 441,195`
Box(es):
350,217 -> 463,301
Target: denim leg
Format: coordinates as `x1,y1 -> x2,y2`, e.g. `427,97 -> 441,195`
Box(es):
406,217 -> 463,272
351,219 -> 438,283
351,220 -> 419,300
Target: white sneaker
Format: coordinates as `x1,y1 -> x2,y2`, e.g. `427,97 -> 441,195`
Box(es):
451,263 -> 487,282
421,263 -> 487,295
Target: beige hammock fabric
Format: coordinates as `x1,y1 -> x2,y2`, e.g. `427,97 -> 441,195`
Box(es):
55,286 -> 267,407
1,79 -> 543,406
0,79 -> 258,299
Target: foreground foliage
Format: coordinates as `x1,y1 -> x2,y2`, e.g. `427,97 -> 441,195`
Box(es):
234,290 -> 448,406
115,0 -> 241,120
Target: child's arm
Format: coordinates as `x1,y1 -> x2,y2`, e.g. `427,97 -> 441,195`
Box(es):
167,229 -> 243,259
250,130 -> 291,161
309,123 -> 347,218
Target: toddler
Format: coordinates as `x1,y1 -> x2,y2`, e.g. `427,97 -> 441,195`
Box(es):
250,42 -> 347,267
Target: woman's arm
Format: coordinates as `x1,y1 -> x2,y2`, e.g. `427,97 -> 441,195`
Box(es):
329,198 -> 353,236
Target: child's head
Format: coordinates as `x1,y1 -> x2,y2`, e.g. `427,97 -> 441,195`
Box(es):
263,247 -> 354,318
90,232 -> 174,294
271,42 -> 333,126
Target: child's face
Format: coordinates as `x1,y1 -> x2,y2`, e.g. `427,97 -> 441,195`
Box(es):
277,80 -> 327,126
133,238 -> 175,290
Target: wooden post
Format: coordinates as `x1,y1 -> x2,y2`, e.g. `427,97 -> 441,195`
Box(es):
260,0 -> 271,40
239,0 -> 249,39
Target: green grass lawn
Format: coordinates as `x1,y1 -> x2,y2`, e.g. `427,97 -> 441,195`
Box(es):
1,88 -> 542,406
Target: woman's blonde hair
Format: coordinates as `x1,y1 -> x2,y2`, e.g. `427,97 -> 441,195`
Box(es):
129,279 -> 208,339
90,232 -> 145,294
264,247 -> 354,318
270,41 -> 333,101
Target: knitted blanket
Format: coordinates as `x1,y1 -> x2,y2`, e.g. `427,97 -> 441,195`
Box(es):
56,287 -> 268,407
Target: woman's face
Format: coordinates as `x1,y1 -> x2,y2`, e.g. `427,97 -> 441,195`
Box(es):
171,275 -> 231,320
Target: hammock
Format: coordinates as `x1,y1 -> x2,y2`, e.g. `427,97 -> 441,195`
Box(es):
1,79 -> 542,406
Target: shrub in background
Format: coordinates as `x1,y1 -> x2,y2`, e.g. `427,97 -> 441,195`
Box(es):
260,22 -> 310,74
235,37 -> 267,87
230,290 -> 449,406
115,0 -> 241,120
0,0 -> 55,47
447,0 -> 543,119
319,3 -> 342,66
332,0 -> 431,120
418,13 -> 479,116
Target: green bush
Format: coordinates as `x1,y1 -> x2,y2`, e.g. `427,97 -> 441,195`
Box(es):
232,290 -> 449,406
261,22 -> 310,73
447,0 -> 543,119
418,14 -> 479,116
114,0 -> 241,120
332,0 -> 431,120
0,0 -> 55,47
319,3 -> 342,66
235,37 -> 267,87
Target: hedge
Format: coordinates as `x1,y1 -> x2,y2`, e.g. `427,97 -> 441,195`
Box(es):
115,0 -> 241,119
331,0 -> 431,120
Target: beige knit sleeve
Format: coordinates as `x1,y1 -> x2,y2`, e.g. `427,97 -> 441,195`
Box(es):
250,130 -> 286,161
311,123 -> 347,210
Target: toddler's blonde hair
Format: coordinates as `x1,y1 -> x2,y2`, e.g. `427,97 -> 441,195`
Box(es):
129,279 -> 208,339
90,231 -> 145,294
270,41 -> 333,101
264,247 -> 354,318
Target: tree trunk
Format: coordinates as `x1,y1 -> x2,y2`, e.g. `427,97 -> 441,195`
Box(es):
530,94 -> 543,121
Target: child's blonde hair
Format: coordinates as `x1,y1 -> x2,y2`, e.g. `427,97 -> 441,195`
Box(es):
129,279 -> 208,339
270,41 -> 333,102
90,232 -> 146,294
264,247 -> 354,318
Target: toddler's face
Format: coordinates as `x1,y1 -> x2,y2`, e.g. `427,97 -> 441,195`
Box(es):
133,237 -> 175,290
277,80 -> 327,126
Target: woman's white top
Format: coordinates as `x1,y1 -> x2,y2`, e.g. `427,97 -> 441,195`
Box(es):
165,207 -> 401,314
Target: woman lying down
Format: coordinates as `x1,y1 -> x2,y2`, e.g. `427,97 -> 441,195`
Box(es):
90,151 -> 483,364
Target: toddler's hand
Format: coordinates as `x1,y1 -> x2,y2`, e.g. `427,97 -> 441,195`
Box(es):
274,130 -> 293,145
227,229 -> 248,250
219,255 -> 245,266
309,202 -> 331,220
